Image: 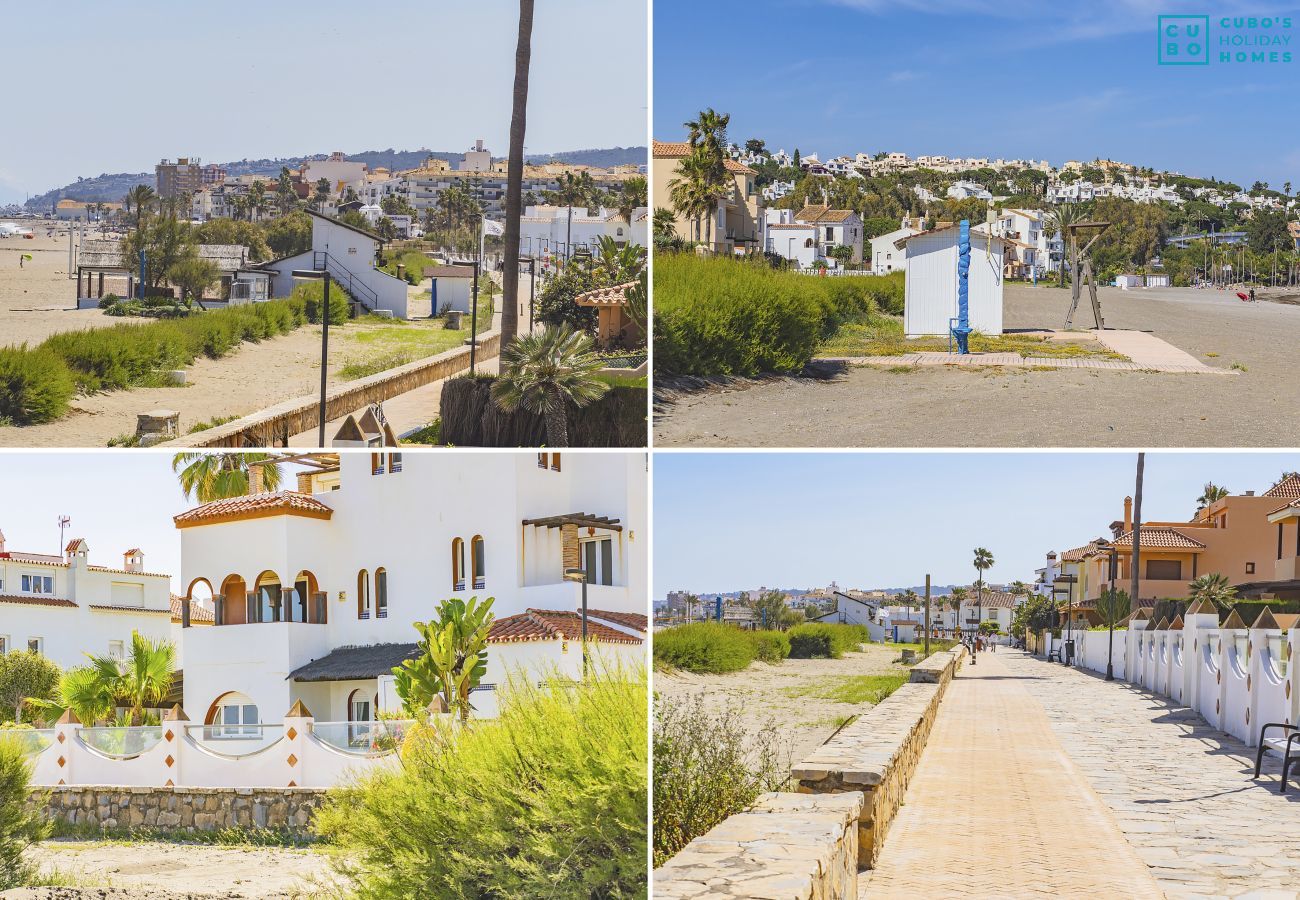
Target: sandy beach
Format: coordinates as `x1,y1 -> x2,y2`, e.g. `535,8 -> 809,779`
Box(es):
0,229 -> 508,446
654,282 -> 1300,447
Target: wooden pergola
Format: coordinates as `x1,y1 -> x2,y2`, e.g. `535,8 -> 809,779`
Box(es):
521,512 -> 623,532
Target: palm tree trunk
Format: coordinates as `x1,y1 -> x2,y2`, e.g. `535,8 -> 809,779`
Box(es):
1130,453 -> 1144,613
499,0 -> 533,349
544,390 -> 569,447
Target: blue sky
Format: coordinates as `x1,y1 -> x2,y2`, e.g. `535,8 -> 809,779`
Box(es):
0,0 -> 648,204
654,0 -> 1300,189
652,452 -> 1300,597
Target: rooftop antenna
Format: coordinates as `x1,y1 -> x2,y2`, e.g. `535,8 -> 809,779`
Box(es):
57,515 -> 70,554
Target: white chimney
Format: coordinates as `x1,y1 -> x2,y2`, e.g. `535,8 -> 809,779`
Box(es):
124,549 -> 144,573
0,529 -> 5,553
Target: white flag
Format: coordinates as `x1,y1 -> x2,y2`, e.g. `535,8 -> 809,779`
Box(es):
482,218 -> 505,236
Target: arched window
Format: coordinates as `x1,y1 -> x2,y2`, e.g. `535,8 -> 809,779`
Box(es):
375,568 -> 388,619
357,569 -> 371,619
205,691 -> 259,739
452,538 -> 466,591
254,571 -> 282,624
294,570 -> 322,624
471,536 -> 485,589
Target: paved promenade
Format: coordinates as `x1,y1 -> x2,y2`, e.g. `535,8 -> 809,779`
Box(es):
864,651 -> 1163,898
1008,651 -> 1300,899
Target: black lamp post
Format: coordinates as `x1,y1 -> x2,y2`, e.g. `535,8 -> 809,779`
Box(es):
452,261 -> 481,372
1100,538 -> 1118,681
290,268 -> 333,447
564,566 -> 589,678
1053,573 -> 1077,665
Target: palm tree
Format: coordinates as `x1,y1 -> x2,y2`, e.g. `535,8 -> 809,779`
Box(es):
616,176 -> 647,224
652,207 -> 677,243
27,665 -> 115,726
1043,202 -> 1088,288
95,633 -> 176,726
900,589 -> 919,612
491,325 -> 610,447
552,171 -> 593,262
972,548 -> 994,659
1197,482 -> 1229,508
125,185 -> 155,233
172,453 -> 284,502
1188,573 -> 1238,608
1130,453 -> 1145,615
499,0 -> 534,350
667,153 -> 712,244
684,108 -> 730,159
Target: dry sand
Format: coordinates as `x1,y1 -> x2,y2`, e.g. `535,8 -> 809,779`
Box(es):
12,840 -> 335,899
654,643 -> 913,766
654,282 -> 1300,447
0,231 -> 499,447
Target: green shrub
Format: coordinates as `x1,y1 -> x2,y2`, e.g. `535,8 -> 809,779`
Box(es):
653,622 -> 757,674
653,695 -> 788,867
654,253 -> 901,376
0,736 -> 51,890
315,667 -> 646,898
294,280 -> 351,325
0,346 -> 75,425
787,623 -> 869,659
748,629 -> 791,663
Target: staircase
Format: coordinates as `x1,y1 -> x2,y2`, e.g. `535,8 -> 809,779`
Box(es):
310,251 -> 382,314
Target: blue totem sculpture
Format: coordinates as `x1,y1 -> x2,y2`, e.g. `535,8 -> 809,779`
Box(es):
954,219 -> 972,354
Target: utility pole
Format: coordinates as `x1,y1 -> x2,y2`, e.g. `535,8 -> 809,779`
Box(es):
923,574 -> 931,657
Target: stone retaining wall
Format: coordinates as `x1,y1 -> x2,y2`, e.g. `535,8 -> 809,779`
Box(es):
791,645 -> 965,868
653,792 -> 863,899
653,646 -> 966,895
38,785 -> 327,836
163,328 -> 501,448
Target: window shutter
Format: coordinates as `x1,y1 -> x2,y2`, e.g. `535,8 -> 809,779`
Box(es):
313,592 -> 327,624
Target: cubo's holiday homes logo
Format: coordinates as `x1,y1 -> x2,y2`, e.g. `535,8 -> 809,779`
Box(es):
1158,14 -> 1293,65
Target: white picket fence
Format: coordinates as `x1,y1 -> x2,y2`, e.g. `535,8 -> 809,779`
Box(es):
1039,610 -> 1297,747
3,707 -> 412,789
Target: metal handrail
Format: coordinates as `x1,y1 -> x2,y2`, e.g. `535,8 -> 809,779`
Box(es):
310,251 -> 380,311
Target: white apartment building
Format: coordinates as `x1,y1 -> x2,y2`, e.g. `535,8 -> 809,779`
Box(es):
762,180 -> 795,203
516,205 -> 648,262
300,153 -> 370,196
994,208 -> 1045,279
947,180 -> 993,201
0,532 -> 204,669
175,452 -> 647,729
870,218 -> 923,275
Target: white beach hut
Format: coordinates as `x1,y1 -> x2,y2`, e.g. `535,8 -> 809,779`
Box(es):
898,223 -> 1006,338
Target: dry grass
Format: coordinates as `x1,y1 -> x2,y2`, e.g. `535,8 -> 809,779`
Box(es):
817,317 -> 1128,360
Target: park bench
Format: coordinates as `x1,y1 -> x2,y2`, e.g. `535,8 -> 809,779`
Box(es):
1254,723 -> 1300,794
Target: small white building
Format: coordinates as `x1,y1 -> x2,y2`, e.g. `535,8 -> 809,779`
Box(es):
899,223 -> 1006,337
175,452 -> 647,727
947,181 -> 992,201
264,211 -> 410,318
870,219 -> 922,275
424,264 -> 475,314
0,533 -> 201,670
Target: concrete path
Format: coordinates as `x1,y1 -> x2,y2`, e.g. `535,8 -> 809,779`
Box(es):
826,331 -> 1232,375
863,651 -> 1164,898
1007,651 -> 1300,899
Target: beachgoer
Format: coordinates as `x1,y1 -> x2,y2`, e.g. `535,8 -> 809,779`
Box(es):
1249,287 -> 1256,302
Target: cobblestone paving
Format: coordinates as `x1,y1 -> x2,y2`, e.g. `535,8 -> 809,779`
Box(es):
1004,650 -> 1300,899
864,652 -> 1163,898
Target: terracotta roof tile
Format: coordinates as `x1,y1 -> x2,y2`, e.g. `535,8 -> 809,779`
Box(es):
1263,474 -> 1300,498
0,594 -> 76,609
652,140 -> 756,175
174,491 -> 333,528
1059,544 -> 1095,562
1111,527 -> 1206,550
488,609 -> 643,645
88,604 -> 170,615
586,609 -> 648,631
170,595 -> 215,625
575,281 -> 635,308
795,205 -> 856,223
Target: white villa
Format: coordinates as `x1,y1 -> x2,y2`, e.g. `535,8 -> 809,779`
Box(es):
765,205 -> 864,268
174,452 -> 647,730
262,211 -> 410,319
869,217 -> 923,275
0,533 -> 209,669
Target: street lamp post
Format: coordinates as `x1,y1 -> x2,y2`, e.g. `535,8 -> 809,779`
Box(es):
1053,573 -> 1077,666
564,567 -> 589,678
1104,539 -> 1118,680
451,261 -> 481,372
527,256 -> 536,331
290,268 -> 333,447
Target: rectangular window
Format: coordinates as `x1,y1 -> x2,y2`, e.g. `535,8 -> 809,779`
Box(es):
28,638 -> 43,654
371,453 -> 385,476
537,453 -> 548,469
1280,522 -> 1285,560
21,574 -> 53,594
551,453 -> 561,472
1246,562 -> 1255,574
1145,559 -> 1182,581
582,538 -> 614,586
108,640 -> 124,659
389,452 -> 402,473
376,570 -> 388,619
0,636 -> 7,654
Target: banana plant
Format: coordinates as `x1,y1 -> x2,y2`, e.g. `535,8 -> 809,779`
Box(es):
393,596 -> 495,723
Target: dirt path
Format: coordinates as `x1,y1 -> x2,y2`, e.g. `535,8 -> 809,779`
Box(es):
13,840 -> 337,899
654,644 -> 913,766
654,283 -> 1300,447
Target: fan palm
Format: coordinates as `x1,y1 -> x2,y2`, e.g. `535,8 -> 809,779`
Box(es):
1043,202 -> 1089,287
173,453 -> 284,502
1188,573 -> 1238,608
1197,482 -> 1229,508
124,185 -> 156,232
595,236 -> 645,281
92,633 -> 175,726
26,665 -> 115,726
491,325 -> 610,447
617,176 -> 647,223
